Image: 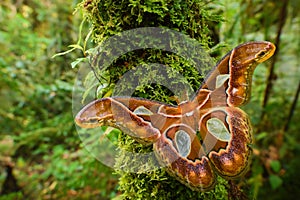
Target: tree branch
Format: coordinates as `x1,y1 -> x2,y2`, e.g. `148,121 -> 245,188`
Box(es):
260,0 -> 289,124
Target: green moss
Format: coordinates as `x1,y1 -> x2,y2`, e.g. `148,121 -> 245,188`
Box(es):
78,0 -> 228,199
117,169 -> 228,200
80,0 -> 222,46
114,133 -> 228,200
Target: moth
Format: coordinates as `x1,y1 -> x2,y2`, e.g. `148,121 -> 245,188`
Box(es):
75,41 -> 276,191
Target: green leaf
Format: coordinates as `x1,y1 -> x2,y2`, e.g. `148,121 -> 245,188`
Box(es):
269,174 -> 283,190
71,57 -> 87,68
105,128 -> 121,146
55,80 -> 73,91
207,118 -> 232,142
81,71 -> 100,103
270,160 -> 281,173
51,46 -> 77,58
255,132 -> 268,141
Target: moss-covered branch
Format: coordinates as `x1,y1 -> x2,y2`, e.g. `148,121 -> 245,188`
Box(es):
78,0 -> 229,199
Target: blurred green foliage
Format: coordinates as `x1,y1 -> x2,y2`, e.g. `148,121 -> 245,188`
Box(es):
0,0 -> 299,199
220,0 -> 300,199
0,0 -> 118,199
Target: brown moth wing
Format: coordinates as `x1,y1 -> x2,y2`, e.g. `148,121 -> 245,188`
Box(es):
75,41 -> 276,192
75,97 -> 169,144
154,125 -> 216,191
206,107 -> 252,178
197,41 -> 276,107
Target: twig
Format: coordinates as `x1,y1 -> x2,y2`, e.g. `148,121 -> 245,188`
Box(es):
260,0 -> 289,124
283,80 -> 300,132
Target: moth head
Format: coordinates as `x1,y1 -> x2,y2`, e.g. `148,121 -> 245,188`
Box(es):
231,41 -> 276,66
254,42 -> 276,63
